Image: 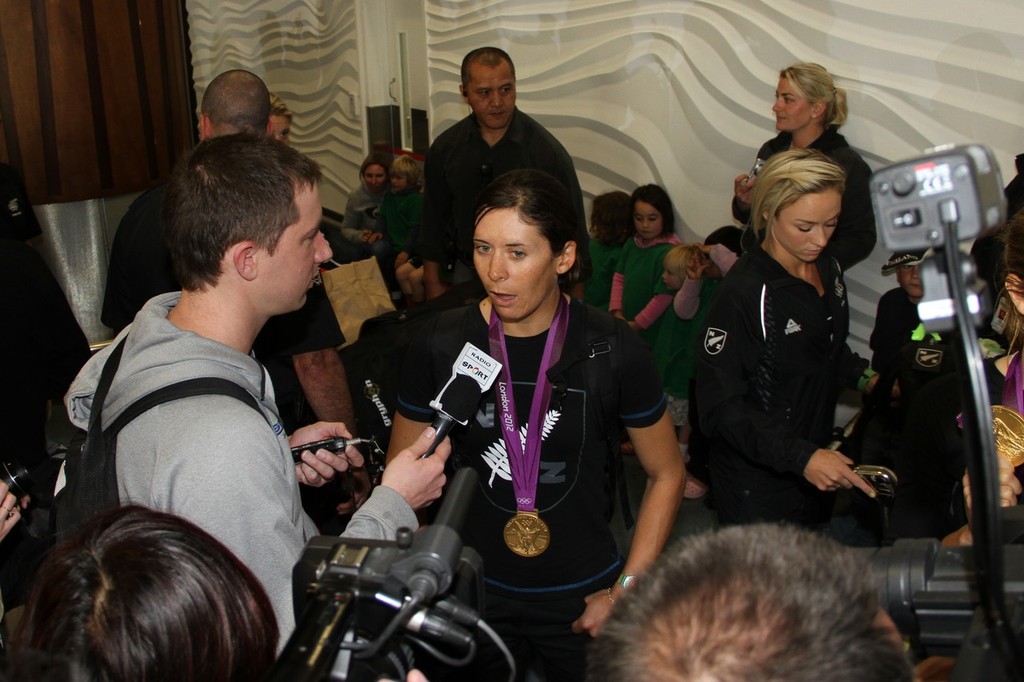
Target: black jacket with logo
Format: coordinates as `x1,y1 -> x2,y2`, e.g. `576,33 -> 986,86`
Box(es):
696,246 -> 867,524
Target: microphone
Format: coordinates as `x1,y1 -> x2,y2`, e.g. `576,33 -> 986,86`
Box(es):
420,342 -> 501,458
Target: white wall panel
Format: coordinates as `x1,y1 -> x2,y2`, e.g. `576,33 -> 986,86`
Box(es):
422,0 -> 1024,355
186,0 -> 362,211
183,0 -> 1024,356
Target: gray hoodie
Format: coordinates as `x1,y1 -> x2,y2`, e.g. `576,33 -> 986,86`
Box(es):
66,292 -> 417,643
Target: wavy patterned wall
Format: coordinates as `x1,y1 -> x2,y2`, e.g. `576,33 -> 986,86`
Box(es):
186,0 -> 362,211
184,0 -> 1024,356
423,0 -> 1024,355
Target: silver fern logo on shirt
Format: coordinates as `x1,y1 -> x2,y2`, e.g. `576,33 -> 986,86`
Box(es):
704,328 -> 727,354
481,410 -> 561,486
915,348 -> 944,368
834,276 -> 844,301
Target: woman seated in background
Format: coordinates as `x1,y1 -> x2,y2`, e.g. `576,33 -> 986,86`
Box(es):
14,506 -> 278,681
333,153 -> 394,272
732,62 -> 875,269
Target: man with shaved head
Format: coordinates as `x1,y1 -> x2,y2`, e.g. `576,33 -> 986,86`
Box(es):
103,69 -> 274,329
198,69 -> 273,138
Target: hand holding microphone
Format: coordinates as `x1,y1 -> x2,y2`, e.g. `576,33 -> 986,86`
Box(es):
383,427 -> 451,510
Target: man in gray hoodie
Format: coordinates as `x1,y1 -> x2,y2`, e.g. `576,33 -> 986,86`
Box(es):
66,133 -> 449,643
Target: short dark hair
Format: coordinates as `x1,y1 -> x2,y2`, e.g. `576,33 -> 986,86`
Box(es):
162,133 -> 321,290
589,191 -> 633,246
589,524 -> 913,682
461,47 -> 516,88
15,506 -> 278,681
474,168 -> 580,290
200,70 -> 271,134
630,184 -> 676,236
360,152 -> 392,180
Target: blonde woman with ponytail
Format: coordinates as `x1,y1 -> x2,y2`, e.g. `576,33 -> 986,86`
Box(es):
732,62 -> 876,269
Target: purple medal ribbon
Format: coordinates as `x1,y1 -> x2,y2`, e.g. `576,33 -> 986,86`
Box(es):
1003,352 -> 1023,414
487,295 -> 569,512
957,352 -> 1023,430
1004,353 -> 1024,485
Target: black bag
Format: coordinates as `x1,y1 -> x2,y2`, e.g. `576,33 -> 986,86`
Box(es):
338,281 -> 485,454
54,337 -> 267,541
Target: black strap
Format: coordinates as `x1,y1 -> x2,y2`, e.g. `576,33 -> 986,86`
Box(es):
106,377 -> 268,434
88,337 -> 129,435
71,337 -> 130,527
58,337 -> 268,540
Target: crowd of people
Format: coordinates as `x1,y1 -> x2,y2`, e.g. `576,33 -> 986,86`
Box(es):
1,41 -> 1022,682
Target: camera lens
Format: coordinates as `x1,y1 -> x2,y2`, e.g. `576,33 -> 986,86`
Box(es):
0,459 -> 32,499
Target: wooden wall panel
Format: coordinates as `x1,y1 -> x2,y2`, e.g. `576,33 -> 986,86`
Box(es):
0,0 -> 195,205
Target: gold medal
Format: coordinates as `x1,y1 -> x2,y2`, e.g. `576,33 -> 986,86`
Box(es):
503,510 -> 550,557
992,405 -> 1024,468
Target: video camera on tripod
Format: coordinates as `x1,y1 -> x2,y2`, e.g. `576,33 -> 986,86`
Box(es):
267,468 -> 494,682
868,144 -> 1024,680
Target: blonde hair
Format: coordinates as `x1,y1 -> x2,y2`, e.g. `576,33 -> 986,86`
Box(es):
663,244 -> 701,280
751,149 -> 846,239
780,63 -> 848,128
390,155 -> 422,186
269,93 -> 292,123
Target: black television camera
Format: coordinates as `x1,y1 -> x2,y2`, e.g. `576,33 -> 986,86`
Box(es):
267,468 -> 492,682
868,145 -> 1024,680
867,509 -> 1024,656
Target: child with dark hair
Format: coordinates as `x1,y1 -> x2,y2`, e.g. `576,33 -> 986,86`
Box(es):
609,184 -> 681,348
584,191 -> 633,309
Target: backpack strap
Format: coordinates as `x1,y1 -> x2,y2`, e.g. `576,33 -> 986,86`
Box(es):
57,339 -> 268,540
547,303 -> 633,529
105,377 -> 268,435
65,336 -> 130,533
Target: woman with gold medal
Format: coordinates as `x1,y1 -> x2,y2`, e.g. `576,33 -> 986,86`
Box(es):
892,211 -> 1024,540
387,169 -> 684,681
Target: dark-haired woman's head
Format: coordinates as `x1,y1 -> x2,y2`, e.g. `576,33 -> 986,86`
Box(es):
360,153 -> 391,195
474,169 -> 580,291
15,506 -> 278,682
630,184 -> 676,240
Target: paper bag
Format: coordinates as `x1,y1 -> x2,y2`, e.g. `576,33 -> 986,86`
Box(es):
322,258 -> 395,347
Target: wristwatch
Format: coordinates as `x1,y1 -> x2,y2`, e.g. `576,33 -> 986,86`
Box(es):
617,573 -> 638,589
